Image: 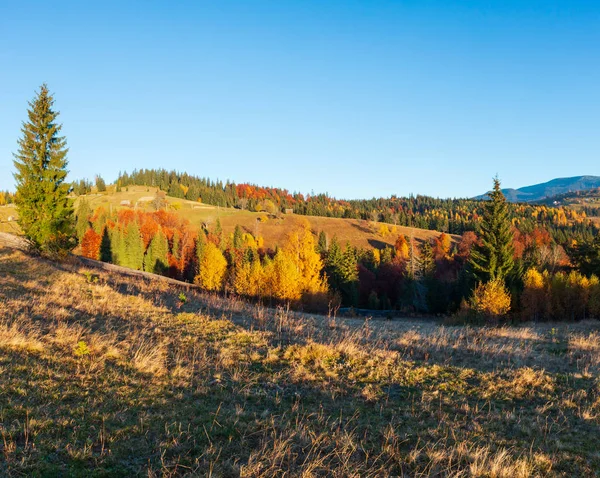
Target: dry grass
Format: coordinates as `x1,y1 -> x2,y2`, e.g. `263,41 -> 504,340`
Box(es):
76,186 -> 455,250
0,205 -> 19,234
1,244 -> 599,476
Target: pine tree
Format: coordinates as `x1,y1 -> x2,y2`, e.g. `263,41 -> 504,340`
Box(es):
214,219 -> 223,248
100,227 -> 112,263
95,175 -> 107,192
124,221 -> 144,270
13,84 -> 73,254
76,199 -> 91,241
233,225 -> 244,249
325,237 -> 358,306
469,177 -> 514,283
317,230 -> 328,254
172,231 -> 181,261
110,226 -> 126,265
419,240 -> 435,277
144,229 -> 168,274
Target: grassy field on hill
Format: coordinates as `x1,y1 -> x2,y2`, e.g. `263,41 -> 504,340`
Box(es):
0,205 -> 19,234
2,187 -> 454,248
1,239 -> 599,476
79,186 -> 455,249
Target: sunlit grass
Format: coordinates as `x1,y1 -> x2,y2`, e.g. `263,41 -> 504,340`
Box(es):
0,246 -> 599,476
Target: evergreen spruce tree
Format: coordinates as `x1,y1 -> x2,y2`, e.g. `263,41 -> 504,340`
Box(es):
172,231 -> 181,261
110,226 -> 125,266
233,225 -> 244,249
76,199 -> 91,241
214,219 -> 223,248
144,229 -> 168,274
124,221 -> 144,270
95,175 -> 107,192
419,241 -> 435,277
317,230 -> 328,254
13,84 -> 73,254
468,177 -> 514,283
100,227 -> 112,263
339,244 -> 359,306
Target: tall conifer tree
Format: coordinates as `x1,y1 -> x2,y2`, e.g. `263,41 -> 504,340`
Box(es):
76,199 -> 91,241
13,84 -> 73,253
144,229 -> 169,274
469,177 -> 514,283
124,221 -> 144,270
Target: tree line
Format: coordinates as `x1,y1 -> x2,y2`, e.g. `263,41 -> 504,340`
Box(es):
113,168 -> 597,244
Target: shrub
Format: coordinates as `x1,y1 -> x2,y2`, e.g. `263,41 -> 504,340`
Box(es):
470,279 -> 511,320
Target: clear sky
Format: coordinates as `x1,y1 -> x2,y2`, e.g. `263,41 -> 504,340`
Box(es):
1,1 -> 599,199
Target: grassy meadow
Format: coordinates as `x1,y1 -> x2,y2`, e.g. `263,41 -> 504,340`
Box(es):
76,186 -> 454,250
1,186 -> 454,249
1,238 -> 599,476
0,204 -> 19,234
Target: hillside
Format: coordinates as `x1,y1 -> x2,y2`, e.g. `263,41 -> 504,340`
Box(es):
475,176 -> 600,203
1,238 -> 600,475
0,204 -> 18,234
78,186 -> 457,249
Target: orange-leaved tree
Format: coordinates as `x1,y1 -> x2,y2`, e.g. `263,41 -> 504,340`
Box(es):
81,228 -> 102,260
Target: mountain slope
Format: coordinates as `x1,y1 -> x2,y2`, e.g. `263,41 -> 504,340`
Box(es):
475,175 -> 600,203
1,241 -> 599,475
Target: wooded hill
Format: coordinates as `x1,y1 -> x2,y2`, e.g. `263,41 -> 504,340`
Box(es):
110,169 -> 598,245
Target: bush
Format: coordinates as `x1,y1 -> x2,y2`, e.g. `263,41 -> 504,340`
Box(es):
470,280 -> 511,321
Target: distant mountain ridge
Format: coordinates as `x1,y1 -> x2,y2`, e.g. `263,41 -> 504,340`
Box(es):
474,176 -> 600,203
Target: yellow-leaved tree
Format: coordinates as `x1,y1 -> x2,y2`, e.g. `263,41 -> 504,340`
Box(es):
470,279 -> 511,319
521,268 -> 547,320
283,222 -> 328,296
234,260 -> 265,297
195,242 -> 227,291
265,251 -> 302,301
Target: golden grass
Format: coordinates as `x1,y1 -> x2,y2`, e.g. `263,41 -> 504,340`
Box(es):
76,186 -> 455,250
0,245 -> 599,476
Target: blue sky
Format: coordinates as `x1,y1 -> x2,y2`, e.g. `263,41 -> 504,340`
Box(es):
1,1 -> 599,199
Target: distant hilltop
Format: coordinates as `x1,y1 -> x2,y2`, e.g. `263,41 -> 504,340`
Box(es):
474,175 -> 600,203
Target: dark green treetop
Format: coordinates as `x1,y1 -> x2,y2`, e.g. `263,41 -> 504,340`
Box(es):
468,177 -> 514,283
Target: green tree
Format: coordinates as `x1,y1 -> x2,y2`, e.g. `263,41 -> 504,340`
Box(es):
13,84 -> 73,254
469,177 -> 514,283
325,237 -> 358,306
317,230 -> 328,254
110,226 -> 125,265
172,231 -> 181,261
233,225 -> 244,249
144,229 -> 169,274
75,198 -> 92,241
95,175 -> 107,192
214,219 -> 223,248
100,227 -> 112,263
124,221 -> 144,270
